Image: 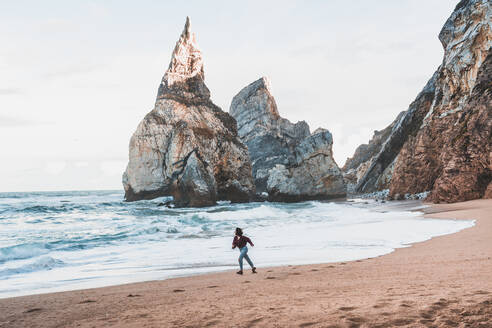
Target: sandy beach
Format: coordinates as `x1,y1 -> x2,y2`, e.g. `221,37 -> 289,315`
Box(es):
1,199 -> 491,328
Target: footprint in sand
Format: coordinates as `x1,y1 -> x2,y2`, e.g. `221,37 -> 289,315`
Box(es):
266,276 -> 276,280
247,317 -> 264,326
310,269 -> 319,272
339,306 -> 356,311
207,285 -> 218,288
419,318 -> 435,325
345,316 -> 366,324
173,289 -> 185,293
299,321 -> 319,327
431,298 -> 449,310
24,308 -> 42,313
419,310 -> 434,319
205,320 -> 221,327
127,294 -> 141,297
79,299 -> 96,303
449,308 -> 462,314
443,319 -> 459,327
390,318 -> 415,326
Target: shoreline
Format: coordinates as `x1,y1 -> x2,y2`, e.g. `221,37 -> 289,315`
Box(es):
0,198 -> 467,300
1,199 -> 491,327
0,197 -> 466,300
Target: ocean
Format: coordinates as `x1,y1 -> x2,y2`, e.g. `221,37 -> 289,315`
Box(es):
0,190 -> 474,299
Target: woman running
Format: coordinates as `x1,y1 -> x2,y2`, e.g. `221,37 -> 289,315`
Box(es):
232,227 -> 257,275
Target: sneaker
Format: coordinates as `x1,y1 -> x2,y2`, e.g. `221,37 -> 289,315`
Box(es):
252,267 -> 257,273
236,270 -> 243,275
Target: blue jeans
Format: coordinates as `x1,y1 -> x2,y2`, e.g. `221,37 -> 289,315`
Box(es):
238,246 -> 254,271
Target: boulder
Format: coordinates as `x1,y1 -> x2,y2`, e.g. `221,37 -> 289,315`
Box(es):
123,17 -> 255,207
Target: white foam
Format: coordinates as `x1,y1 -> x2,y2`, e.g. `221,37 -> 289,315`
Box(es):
0,193 -> 475,299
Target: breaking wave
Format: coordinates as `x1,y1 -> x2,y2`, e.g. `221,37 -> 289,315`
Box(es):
0,190 -> 474,299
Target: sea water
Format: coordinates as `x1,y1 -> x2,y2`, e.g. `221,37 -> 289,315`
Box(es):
0,190 -> 474,298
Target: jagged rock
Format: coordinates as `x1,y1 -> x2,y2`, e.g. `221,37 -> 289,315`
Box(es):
342,115 -> 401,173
230,77 -> 345,201
350,73 -> 437,194
389,0 -> 491,202
485,180 -> 492,199
342,111 -> 405,192
229,77 -> 310,192
123,17 -> 255,207
266,129 -> 346,201
344,0 -> 491,203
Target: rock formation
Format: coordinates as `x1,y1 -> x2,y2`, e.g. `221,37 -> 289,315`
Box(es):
123,17 -> 255,207
230,77 -> 346,201
344,72 -> 438,194
344,0 -> 491,203
266,128 -> 346,201
342,111 -> 405,193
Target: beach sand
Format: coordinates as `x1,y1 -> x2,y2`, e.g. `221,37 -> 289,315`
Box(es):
1,199 -> 491,328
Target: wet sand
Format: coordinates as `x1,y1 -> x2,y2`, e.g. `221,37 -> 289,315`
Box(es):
1,199 -> 491,328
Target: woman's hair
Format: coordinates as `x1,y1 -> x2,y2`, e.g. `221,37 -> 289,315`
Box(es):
235,227 -> 243,236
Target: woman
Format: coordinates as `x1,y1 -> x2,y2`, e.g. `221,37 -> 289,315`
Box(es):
232,227 -> 257,275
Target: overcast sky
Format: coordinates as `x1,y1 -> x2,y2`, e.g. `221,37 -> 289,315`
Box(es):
0,0 -> 456,192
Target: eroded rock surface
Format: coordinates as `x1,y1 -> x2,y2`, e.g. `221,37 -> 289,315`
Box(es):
349,73 -> 437,194
344,0 -> 491,202
230,77 -> 345,201
389,0 -> 491,202
266,128 -> 346,201
123,18 -> 254,207
342,111 -> 405,193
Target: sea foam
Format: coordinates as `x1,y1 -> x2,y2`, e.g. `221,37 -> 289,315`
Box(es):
0,190 -> 474,298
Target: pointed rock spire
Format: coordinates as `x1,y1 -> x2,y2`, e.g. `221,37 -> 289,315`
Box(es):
157,17 -> 210,103
123,17 -> 254,206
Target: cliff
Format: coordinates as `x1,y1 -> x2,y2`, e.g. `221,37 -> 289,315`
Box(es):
344,0 -> 491,202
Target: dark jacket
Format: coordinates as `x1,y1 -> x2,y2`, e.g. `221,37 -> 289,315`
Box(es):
232,235 -> 254,249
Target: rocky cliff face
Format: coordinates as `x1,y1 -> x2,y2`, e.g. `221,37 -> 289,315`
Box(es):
390,0 -> 491,202
344,0 -> 491,203
346,72 -> 438,194
267,128 -> 346,201
123,18 -> 255,207
342,111 -> 405,193
230,77 -> 345,201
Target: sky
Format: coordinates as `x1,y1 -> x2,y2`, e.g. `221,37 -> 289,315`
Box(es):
0,0 -> 457,192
